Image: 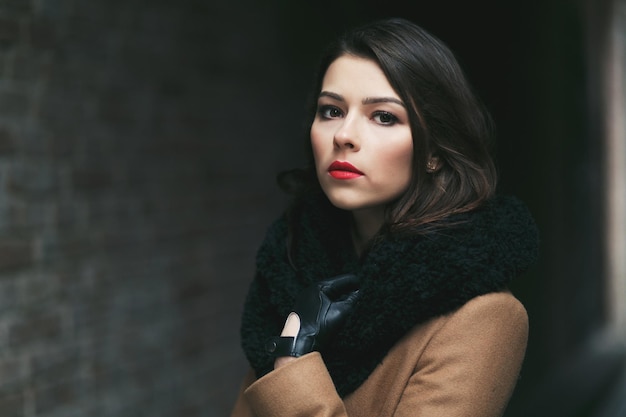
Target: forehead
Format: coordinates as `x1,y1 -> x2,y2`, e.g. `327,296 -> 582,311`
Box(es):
321,55 -> 398,98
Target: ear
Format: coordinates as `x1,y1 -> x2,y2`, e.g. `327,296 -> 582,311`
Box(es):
426,156 -> 440,173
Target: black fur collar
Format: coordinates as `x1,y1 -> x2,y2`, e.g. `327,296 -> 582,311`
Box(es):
240,195 -> 539,397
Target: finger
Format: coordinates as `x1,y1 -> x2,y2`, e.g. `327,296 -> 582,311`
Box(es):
280,312 -> 301,337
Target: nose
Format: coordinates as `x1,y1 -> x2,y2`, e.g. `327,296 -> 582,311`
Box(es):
333,117 -> 360,151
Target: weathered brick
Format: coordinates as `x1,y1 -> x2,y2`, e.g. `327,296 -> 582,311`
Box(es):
33,380 -> 76,415
0,1 -> 299,416
0,239 -> 32,270
0,16 -> 20,50
0,278 -> 18,313
0,0 -> 33,14
0,88 -> 31,119
0,125 -> 17,154
0,388 -> 25,417
0,355 -> 25,385
8,312 -> 63,348
70,167 -> 112,192
26,17 -> 57,50
9,48 -> 53,82
6,160 -> 60,195
15,269 -> 59,305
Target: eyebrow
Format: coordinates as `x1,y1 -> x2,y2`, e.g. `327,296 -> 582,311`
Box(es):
319,91 -> 406,108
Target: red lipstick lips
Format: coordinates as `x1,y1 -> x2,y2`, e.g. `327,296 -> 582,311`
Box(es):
328,161 -> 364,179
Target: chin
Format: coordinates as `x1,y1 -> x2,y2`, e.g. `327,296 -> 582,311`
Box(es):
322,193 -> 357,211
324,195 -> 381,213
329,202 -> 359,212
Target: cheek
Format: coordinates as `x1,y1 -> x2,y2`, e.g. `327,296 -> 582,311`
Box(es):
401,147 -> 414,175
384,141 -> 414,180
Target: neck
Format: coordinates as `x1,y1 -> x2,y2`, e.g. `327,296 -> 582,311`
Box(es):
351,208 -> 385,255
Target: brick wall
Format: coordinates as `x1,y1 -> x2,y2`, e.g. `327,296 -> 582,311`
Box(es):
0,1 -> 303,416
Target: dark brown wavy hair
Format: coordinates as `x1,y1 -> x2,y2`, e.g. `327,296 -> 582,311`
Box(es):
278,17 -> 497,236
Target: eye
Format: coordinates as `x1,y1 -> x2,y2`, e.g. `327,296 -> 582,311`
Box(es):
318,105 -> 343,119
372,111 -> 398,126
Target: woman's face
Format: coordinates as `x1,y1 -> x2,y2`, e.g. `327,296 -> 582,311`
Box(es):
310,55 -> 414,215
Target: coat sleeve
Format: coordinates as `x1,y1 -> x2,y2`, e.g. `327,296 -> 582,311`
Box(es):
239,353 -> 347,417
393,292 -> 529,417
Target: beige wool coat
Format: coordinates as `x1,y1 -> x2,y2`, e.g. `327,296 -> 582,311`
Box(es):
230,290 -> 528,417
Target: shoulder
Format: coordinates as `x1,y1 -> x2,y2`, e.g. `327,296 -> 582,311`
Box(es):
420,291 -> 529,363
452,290 -> 527,321
381,291 -> 528,370
346,292 -> 529,416
449,290 -> 528,330
398,290 -> 528,348
379,292 -> 530,417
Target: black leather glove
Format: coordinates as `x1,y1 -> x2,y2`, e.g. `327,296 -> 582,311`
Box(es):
266,274 -> 360,358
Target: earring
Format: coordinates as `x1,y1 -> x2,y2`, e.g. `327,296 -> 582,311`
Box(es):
426,161 -> 437,173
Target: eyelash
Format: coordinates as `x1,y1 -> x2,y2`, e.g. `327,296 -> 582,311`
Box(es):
372,111 -> 398,125
318,105 -> 343,119
317,105 -> 399,126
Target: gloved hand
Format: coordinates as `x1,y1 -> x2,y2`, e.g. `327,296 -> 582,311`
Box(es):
266,274 -> 360,358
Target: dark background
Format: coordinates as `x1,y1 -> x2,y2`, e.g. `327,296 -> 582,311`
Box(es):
0,0 -> 623,416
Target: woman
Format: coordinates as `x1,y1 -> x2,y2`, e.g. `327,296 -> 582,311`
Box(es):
231,17 -> 539,417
